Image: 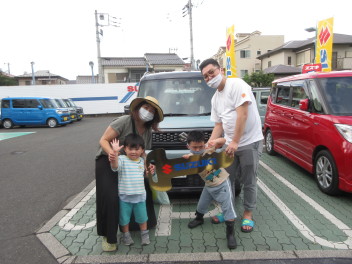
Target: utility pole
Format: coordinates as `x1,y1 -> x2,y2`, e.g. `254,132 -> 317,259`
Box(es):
95,10 -> 121,84
183,0 -> 195,70
95,10 -> 103,83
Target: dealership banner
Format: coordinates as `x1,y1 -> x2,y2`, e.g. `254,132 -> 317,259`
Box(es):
226,25 -> 237,78
315,17 -> 334,72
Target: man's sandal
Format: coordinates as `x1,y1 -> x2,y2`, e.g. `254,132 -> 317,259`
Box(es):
211,213 -> 225,224
241,219 -> 254,233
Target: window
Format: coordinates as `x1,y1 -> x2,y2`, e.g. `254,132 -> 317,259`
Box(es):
260,92 -> 270,104
240,70 -> 248,77
288,56 -> 292,65
291,81 -> 308,108
2,99 -> 10,108
13,99 -> 39,108
257,50 -> 261,55
309,80 -> 323,113
240,50 -> 251,58
268,61 -> 272,67
276,83 -> 290,106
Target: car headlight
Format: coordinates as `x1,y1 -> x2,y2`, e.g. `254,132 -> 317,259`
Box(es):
56,110 -> 63,114
335,124 -> 352,143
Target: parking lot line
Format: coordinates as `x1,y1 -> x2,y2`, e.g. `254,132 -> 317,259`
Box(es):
259,160 -> 352,249
0,132 -> 35,141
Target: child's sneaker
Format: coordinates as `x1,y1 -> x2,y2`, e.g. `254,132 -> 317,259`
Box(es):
141,230 -> 150,245
102,236 -> 117,252
122,232 -> 134,246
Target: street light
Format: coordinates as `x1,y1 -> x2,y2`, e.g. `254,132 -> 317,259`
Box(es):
89,61 -> 95,83
305,27 -> 317,63
31,61 -> 35,85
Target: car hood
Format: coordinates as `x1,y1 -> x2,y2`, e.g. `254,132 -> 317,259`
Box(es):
331,115 -> 352,125
160,116 -> 214,129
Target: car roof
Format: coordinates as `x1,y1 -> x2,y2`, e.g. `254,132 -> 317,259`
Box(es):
273,70 -> 352,84
252,87 -> 271,91
140,71 -> 203,81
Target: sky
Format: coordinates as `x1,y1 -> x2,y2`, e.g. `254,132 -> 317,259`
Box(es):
1,0 -> 351,80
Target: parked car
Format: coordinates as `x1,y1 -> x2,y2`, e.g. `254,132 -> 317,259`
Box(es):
252,87 -> 270,127
129,71 -> 243,194
264,71 -> 352,195
56,98 -> 77,122
67,99 -> 84,121
0,97 -> 71,128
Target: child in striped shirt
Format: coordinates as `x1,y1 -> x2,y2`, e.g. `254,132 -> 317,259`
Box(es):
110,133 -> 150,246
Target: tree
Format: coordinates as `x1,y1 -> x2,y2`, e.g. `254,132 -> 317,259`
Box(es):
243,71 -> 274,87
0,72 -> 18,86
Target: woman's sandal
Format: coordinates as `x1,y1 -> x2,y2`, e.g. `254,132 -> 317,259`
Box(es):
211,213 -> 225,224
241,218 -> 254,233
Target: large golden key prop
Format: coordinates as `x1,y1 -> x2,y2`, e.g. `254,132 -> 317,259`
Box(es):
146,148 -> 234,191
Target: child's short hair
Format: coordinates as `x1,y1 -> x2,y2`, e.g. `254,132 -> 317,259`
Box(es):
123,133 -> 145,149
187,130 -> 205,144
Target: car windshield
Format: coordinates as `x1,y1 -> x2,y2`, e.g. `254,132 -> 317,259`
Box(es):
63,99 -> 73,107
68,99 -> 77,107
40,99 -> 59,109
138,78 -> 215,115
319,77 -> 352,115
55,99 -> 67,108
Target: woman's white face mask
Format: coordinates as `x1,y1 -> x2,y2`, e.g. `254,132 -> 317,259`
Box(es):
207,72 -> 222,89
139,107 -> 154,122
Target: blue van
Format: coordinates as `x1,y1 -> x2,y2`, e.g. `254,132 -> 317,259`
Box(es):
1,97 -> 71,128
134,71 -> 242,194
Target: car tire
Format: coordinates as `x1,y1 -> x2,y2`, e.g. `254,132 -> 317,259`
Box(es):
265,129 -> 276,155
3,119 -> 14,129
314,150 -> 340,195
47,118 -> 58,128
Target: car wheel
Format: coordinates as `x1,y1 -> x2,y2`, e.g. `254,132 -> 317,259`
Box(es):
265,129 -> 276,155
3,119 -> 14,129
47,118 -> 58,128
314,150 -> 340,195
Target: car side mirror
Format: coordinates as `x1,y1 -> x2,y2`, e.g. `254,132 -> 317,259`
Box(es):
38,105 -> 43,110
299,99 -> 309,111
124,105 -> 130,114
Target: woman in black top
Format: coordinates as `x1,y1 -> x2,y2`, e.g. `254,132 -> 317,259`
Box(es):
95,96 -> 163,251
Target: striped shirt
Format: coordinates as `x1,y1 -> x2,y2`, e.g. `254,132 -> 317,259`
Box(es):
115,155 -> 146,195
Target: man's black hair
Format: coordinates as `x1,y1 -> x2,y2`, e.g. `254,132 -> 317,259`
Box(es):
199,58 -> 220,72
123,133 -> 145,149
187,130 -> 206,144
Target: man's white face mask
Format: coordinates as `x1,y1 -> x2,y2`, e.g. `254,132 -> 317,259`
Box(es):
207,72 -> 222,89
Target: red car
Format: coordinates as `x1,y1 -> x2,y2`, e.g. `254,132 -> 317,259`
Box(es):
264,71 -> 352,195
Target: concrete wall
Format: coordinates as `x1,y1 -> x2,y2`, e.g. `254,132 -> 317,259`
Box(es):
0,83 -> 138,114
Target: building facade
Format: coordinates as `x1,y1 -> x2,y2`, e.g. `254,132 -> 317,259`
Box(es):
213,31 -> 285,78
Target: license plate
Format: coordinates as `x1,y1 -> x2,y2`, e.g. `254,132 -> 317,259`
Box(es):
71,115 -> 75,118
64,117 -> 68,121
79,115 -> 83,118
174,175 -> 187,178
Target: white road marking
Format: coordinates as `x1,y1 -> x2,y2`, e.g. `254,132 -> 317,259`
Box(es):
58,187 -> 96,231
259,160 -> 352,249
155,200 -> 222,236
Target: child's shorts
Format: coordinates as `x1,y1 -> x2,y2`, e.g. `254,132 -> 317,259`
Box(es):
119,200 -> 148,226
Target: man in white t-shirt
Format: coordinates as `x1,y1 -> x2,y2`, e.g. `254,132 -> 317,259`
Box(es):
199,58 -> 263,233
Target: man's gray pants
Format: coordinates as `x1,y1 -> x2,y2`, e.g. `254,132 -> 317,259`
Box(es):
226,140 -> 263,212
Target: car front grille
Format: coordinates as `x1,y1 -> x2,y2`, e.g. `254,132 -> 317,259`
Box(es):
152,129 -> 212,149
